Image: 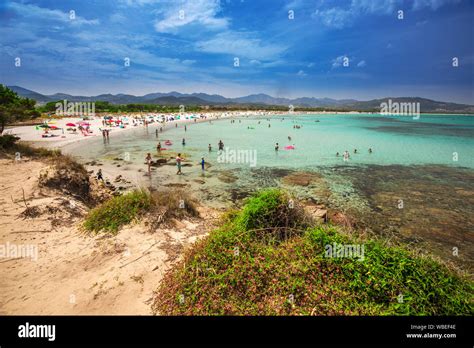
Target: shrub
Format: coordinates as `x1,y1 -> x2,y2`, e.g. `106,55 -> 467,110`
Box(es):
152,189 -> 473,316
84,189 -> 200,234
38,152 -> 92,204
0,134 -> 20,149
84,190 -> 152,234
234,188 -> 313,243
146,189 -> 199,230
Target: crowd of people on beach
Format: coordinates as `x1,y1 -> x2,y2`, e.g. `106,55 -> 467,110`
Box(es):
94,115 -> 376,183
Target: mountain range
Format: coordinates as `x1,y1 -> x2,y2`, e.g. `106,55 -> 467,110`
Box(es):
7,86 -> 474,113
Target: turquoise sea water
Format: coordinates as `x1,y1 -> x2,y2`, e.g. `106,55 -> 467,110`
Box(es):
66,114 -> 474,169
64,113 -> 474,270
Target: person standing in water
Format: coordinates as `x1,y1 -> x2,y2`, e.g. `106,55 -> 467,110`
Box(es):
176,153 -> 183,175
369,148 -> 373,153
218,140 -> 224,151
288,136 -> 292,141
343,151 -> 350,161
182,138 -> 186,146
208,144 -> 212,152
157,141 -> 162,152
275,143 -> 279,151
145,153 -> 152,174
184,125 -> 187,132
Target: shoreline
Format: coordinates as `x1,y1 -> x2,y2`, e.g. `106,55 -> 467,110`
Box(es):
9,110 -> 474,151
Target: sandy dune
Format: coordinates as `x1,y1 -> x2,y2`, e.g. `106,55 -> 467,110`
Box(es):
0,157 -> 218,315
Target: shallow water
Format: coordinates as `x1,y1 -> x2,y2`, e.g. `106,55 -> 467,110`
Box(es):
64,114 -> 474,272
66,114 -> 474,169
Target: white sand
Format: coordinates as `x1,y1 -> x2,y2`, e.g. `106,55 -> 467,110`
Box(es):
6,111 -> 290,149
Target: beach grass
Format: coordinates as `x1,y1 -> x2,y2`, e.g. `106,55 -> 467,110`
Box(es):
0,134 -> 60,158
83,188 -> 199,234
153,189 -> 473,315
83,190 -> 152,234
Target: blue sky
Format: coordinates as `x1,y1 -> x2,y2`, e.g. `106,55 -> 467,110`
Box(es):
0,0 -> 473,103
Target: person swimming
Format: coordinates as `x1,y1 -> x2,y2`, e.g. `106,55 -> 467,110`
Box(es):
275,143 -> 279,151
354,149 -> 357,154
336,152 -> 339,157
288,136 -> 292,141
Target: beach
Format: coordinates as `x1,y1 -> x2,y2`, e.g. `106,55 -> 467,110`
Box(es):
1,112 -> 473,315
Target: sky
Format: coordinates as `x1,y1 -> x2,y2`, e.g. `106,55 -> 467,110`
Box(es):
0,0 -> 473,103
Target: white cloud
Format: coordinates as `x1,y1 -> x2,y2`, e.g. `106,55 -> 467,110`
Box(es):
332,55 -> 349,68
357,60 -> 366,67
312,8 -> 353,29
195,31 -> 287,61
110,13 -> 127,23
412,0 -> 461,11
7,2 -> 99,26
313,0 -> 459,29
182,59 -> 196,65
153,0 -> 229,33
297,70 -> 307,76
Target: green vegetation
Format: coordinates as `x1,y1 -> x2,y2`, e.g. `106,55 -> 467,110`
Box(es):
0,85 -> 40,134
153,189 -> 473,316
84,190 -> 152,234
83,189 -> 199,234
0,133 -> 59,158
37,100 -> 203,114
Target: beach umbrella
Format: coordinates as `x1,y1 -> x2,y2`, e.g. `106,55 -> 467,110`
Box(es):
66,123 -> 76,127
49,126 -> 59,130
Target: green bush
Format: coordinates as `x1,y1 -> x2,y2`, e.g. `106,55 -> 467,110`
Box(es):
153,189 -> 473,316
0,134 -> 20,149
83,189 -> 200,234
84,190 -> 152,234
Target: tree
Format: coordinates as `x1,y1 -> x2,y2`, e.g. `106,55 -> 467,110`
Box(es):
0,85 -> 40,134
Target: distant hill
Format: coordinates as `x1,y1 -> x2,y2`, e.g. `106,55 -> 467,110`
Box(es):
6,85 -> 474,113
8,86 -> 52,103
